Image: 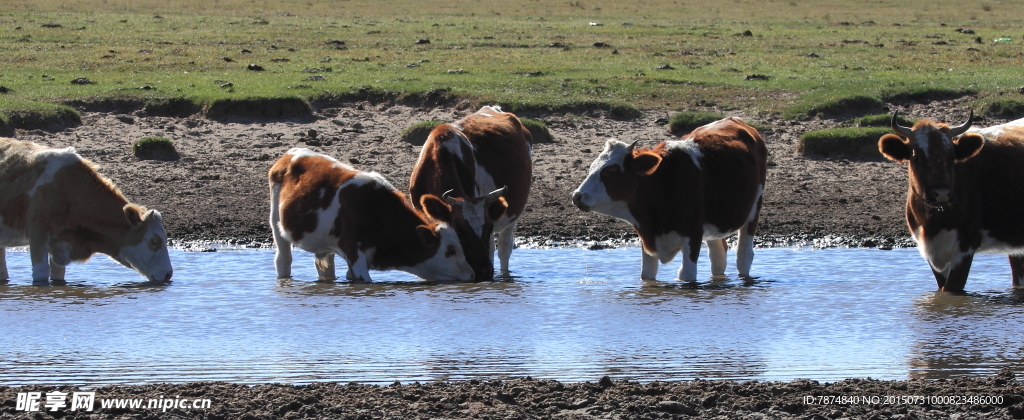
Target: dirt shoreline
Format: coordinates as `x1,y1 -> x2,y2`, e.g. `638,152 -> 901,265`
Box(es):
3,373 -> 1023,419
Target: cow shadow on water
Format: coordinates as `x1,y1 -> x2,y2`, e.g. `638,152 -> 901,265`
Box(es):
640,275 -> 774,291
273,276 -> 527,299
0,279 -> 169,301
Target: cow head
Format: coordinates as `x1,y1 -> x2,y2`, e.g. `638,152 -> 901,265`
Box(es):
412,194 -> 476,281
571,139 -> 661,221
879,111 -> 984,210
117,205 -> 173,283
437,187 -> 508,280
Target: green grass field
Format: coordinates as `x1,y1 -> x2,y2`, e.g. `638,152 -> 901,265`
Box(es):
2,0 -> 1023,122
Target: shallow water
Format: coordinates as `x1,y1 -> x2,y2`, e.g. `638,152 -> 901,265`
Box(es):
1,246 -> 1022,386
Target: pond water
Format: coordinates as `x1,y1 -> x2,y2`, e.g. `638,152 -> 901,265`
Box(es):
1,246 -> 1022,386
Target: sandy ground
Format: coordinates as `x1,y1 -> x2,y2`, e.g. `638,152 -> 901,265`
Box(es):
4,99 -> 1020,419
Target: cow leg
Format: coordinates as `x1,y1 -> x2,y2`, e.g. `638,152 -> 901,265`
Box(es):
676,237 -> 701,282
495,223 -> 516,277
344,249 -> 372,282
1009,255 -> 1024,287
269,184 -> 293,278
0,247 -> 8,282
48,241 -> 71,282
640,250 -> 659,280
935,252 -> 974,293
736,223 -> 756,278
706,238 -> 727,276
28,229 -> 50,284
314,252 -> 337,281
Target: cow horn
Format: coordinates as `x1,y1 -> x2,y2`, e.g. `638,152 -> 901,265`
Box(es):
627,140 -> 639,152
485,186 -> 507,201
949,110 -> 974,137
891,111 -> 914,138
441,189 -> 459,205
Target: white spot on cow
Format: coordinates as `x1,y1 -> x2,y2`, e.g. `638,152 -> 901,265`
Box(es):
27,147 -> 79,196
350,171 -> 394,190
979,230 -> 1024,255
969,117 -> 1024,139
917,228 -> 970,275
476,105 -> 502,117
665,139 -> 702,168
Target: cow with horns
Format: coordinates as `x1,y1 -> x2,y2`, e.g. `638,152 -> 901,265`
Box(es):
409,106 -> 533,280
571,117 -> 767,281
879,111 -> 1024,292
269,148 -> 475,282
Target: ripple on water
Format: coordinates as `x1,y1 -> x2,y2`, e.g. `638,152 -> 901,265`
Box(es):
1,246 -> 1022,386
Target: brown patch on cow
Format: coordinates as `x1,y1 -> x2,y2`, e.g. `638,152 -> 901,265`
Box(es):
331,183 -> 447,270
455,111 -> 533,220
269,153 -> 355,242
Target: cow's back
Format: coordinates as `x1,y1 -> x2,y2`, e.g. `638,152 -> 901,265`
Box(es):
456,110 -> 533,217
688,118 -> 767,233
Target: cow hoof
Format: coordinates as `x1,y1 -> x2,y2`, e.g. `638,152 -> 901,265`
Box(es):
315,277 -> 338,283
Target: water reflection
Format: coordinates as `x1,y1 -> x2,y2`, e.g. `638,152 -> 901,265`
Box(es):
1,247 -> 1022,386
907,288 -> 1024,379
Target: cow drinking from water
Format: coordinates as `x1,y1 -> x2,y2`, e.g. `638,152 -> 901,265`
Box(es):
0,138 -> 173,284
571,117 -> 767,281
409,106 -> 533,280
269,148 -> 475,282
879,111 -> 1024,292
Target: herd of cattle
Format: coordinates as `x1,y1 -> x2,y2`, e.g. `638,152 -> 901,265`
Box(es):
1,106 -> 1024,293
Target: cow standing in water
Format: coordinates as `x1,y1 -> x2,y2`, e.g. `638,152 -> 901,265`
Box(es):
269,148 -> 475,282
572,117 -> 767,281
0,138 -> 173,284
409,106 -> 533,280
879,112 -> 1024,292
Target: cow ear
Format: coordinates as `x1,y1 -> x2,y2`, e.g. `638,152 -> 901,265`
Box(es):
488,197 -> 509,221
630,151 -> 662,176
954,133 -> 984,162
878,134 -> 911,162
124,205 -> 145,228
420,194 -> 453,223
416,225 -> 440,248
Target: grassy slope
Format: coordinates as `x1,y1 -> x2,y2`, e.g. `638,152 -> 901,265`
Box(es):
1,0 -> 1023,118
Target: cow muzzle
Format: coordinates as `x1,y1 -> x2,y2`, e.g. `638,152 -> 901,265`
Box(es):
924,187 -> 954,210
151,270 -> 173,283
571,192 -> 590,212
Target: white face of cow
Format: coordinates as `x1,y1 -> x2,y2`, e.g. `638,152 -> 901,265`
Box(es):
571,139 -> 643,224
406,223 -> 475,281
116,207 -> 173,283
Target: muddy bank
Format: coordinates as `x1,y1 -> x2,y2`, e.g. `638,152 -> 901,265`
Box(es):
14,100 -> 993,249
3,373 -> 1023,419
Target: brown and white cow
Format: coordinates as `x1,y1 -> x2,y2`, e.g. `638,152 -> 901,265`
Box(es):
0,138 -> 173,284
269,148 -> 475,282
409,106 -> 533,279
879,111 -> 1024,292
571,117 -> 767,281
